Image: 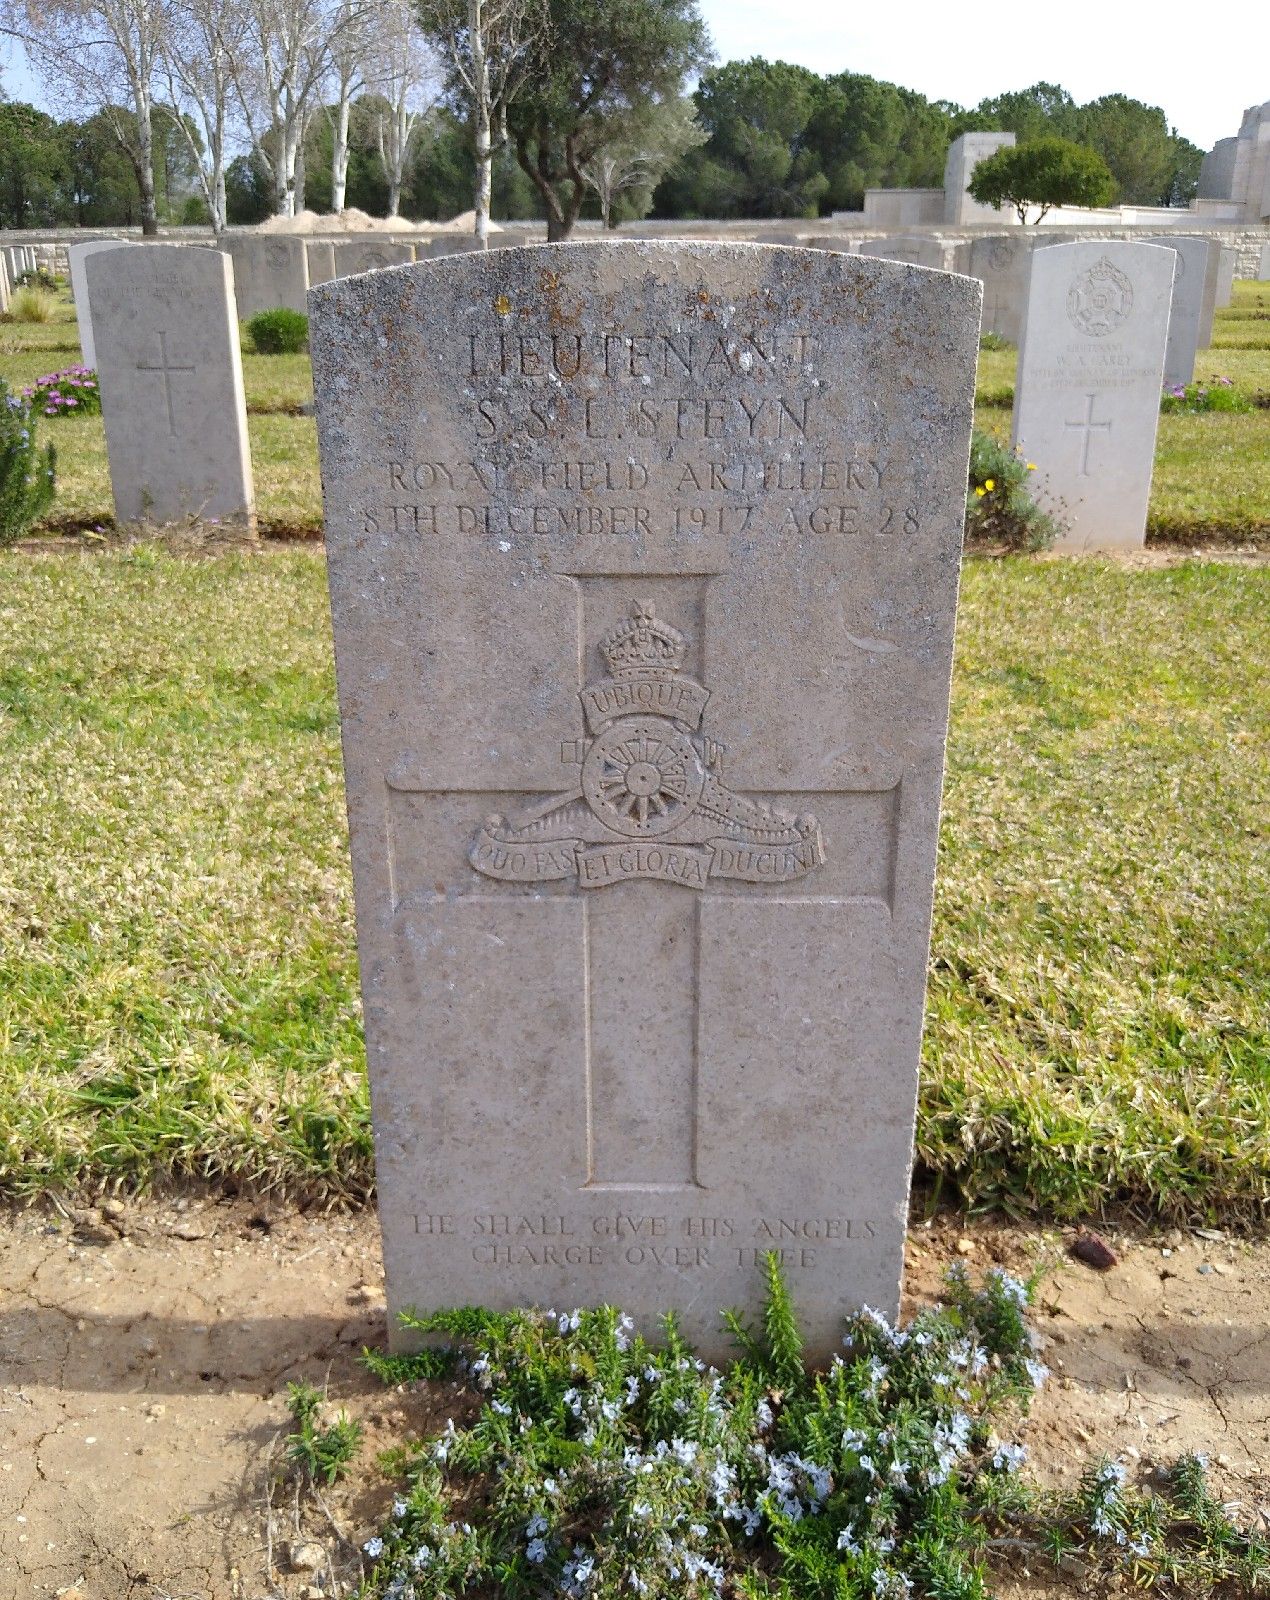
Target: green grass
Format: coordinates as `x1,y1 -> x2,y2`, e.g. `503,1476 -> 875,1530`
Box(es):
1,550 -> 1266,1220
2,284 -> 1267,545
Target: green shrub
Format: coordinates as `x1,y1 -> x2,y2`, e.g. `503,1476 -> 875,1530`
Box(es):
16,267 -> 58,292
1160,376 -> 1252,414
247,307 -> 308,354
964,429 -> 1061,553
0,380 -> 55,545
284,1380 -> 362,1485
978,331 -> 1012,352
9,285 -> 54,324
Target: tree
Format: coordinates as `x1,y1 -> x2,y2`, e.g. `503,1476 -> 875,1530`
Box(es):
508,0 -> 710,241
974,82 -> 1077,143
159,0 -> 249,228
1071,93 -> 1202,208
968,135 -> 1115,223
234,0 -> 374,215
327,0 -> 374,211
417,0 -> 549,244
368,0 -> 438,216
1,0 -> 170,234
579,93 -> 702,226
0,104 -> 69,227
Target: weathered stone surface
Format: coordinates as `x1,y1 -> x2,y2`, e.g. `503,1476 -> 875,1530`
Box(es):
1145,235 -> 1219,387
68,239 -> 135,369
85,244 -> 254,528
1012,240 -> 1174,553
333,239 -> 415,277
309,242 -> 978,1356
1259,241 -> 1270,281
221,235 -> 308,317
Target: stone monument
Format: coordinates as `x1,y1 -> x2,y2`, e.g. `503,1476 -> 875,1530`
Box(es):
333,239 -> 415,278
85,244 -> 255,529
309,242 -> 979,1356
1012,240 -> 1174,553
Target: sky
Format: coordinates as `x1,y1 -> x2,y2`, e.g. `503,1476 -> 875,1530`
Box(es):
3,1 -> 1263,153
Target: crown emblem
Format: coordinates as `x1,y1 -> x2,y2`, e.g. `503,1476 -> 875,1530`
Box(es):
600,600 -> 687,681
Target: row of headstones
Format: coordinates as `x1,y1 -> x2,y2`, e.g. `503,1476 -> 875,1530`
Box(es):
66,233 -> 539,366
72,235 -> 1194,554
810,231 -> 1238,384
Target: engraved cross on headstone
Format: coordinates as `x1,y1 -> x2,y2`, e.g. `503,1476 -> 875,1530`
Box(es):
1064,392 -> 1113,477
136,329 -> 196,437
386,574 -> 901,1193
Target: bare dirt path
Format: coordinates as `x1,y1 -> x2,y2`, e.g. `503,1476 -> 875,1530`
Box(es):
1,1200 -> 1266,1600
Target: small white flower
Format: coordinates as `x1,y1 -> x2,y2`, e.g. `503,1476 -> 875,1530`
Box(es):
491,1399 -> 512,1415
410,1544 -> 433,1570
527,1513 -> 549,1537
392,1497 -> 408,1518
992,1441 -> 1027,1473
363,1536 -> 384,1557
837,1525 -> 860,1553
1025,1358 -> 1050,1390
527,1536 -> 548,1563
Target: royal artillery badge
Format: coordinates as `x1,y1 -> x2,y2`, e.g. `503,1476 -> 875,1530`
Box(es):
469,601 -> 826,890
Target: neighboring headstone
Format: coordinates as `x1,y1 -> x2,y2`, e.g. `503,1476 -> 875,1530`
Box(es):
1258,241 -> 1270,280
85,244 -> 255,529
306,239 -> 338,286
0,252 -> 10,314
943,131 -> 1016,224
221,235 -> 308,317
333,239 -> 415,277
1214,245 -> 1236,307
1145,235 -> 1219,387
68,239 -> 136,369
1012,240 -> 1174,553
857,235 -> 950,270
309,241 -> 980,1357
968,233 -> 1029,341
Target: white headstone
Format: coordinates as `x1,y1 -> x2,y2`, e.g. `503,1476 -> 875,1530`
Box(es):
333,239 -> 415,277
857,235 -> 951,270
1258,241 -> 1270,281
308,241 -> 980,1358
1012,240 -> 1174,553
306,239 -> 338,286
85,244 -> 255,529
1214,245 -> 1237,307
1145,235 -> 1219,388
221,235 -> 309,317
68,239 -> 136,370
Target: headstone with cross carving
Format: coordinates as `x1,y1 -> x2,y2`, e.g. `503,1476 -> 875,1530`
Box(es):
1012,239 -> 1175,553
85,244 -> 254,529
309,241 -> 980,1357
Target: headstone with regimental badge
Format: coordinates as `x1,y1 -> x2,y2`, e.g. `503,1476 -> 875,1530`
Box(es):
86,244 -> 254,529
308,241 -> 979,1356
222,235 -> 308,317
1012,240 -> 1174,553
333,239 -> 415,278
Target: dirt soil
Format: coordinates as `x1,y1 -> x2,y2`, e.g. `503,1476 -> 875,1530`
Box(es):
1,1201 -> 1266,1600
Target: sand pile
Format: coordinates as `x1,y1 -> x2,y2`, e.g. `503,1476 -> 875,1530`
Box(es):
252,206 -> 501,234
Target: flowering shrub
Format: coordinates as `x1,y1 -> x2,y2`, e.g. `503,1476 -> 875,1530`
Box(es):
0,380 -> 55,546
964,429 -> 1062,553
357,1262 -> 1043,1600
353,1264 -> 1270,1599
24,366 -> 101,419
16,267 -> 59,292
1160,376 -> 1251,414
